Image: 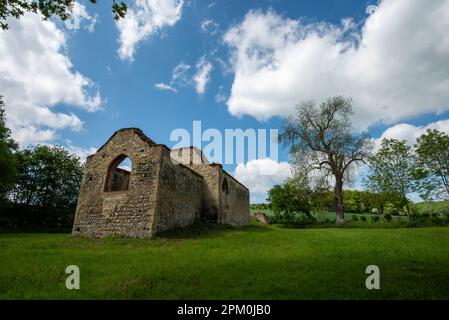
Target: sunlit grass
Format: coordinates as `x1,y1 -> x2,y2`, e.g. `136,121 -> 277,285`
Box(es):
1,224 -> 449,299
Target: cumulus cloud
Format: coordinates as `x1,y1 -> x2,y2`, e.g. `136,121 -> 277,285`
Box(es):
375,118 -> 449,150
116,0 -> 184,61
0,13 -> 102,146
64,144 -> 97,162
193,56 -> 213,94
233,159 -> 291,201
223,0 -> 449,127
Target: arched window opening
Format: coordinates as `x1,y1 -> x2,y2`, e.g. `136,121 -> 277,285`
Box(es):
104,155 -> 133,192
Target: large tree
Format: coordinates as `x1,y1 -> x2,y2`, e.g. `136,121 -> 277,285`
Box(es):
281,96 -> 372,223
415,129 -> 449,200
0,0 -> 127,30
10,145 -> 83,226
0,96 -> 18,206
365,139 -> 415,214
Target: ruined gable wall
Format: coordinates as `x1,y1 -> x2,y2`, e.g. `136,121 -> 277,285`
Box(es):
73,129 -> 160,238
220,171 -> 250,226
153,147 -> 204,233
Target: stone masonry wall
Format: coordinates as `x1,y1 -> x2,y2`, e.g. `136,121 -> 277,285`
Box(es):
110,168 -> 130,192
73,129 -> 160,238
185,164 -> 220,223
220,171 -> 250,226
153,147 -> 204,233
73,128 -> 250,238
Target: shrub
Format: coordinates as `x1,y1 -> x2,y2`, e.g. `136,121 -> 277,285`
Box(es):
351,215 -> 359,222
371,216 -> 380,222
360,216 -> 367,222
384,202 -> 401,216
383,213 -> 393,223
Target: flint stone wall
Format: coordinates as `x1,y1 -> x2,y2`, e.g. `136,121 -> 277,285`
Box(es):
73,128 -> 250,238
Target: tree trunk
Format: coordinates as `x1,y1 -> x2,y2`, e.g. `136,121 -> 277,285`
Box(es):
334,176 -> 344,224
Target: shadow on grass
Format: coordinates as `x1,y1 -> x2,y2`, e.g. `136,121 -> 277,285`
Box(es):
156,222 -> 273,240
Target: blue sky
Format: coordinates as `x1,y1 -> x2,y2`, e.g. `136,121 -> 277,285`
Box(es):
55,0 -> 373,152
1,0 -> 449,203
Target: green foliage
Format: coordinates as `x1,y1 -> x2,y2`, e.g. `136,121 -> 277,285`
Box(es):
406,213 -> 449,228
0,96 -> 18,207
365,139 -> 415,213
250,203 -> 269,211
3,145 -> 83,228
0,0 -> 127,30
383,213 -> 393,223
281,96 -> 372,223
310,189 -> 402,214
414,129 -> 449,200
310,189 -> 334,211
412,200 -> 449,216
267,181 -> 316,226
383,201 -> 401,216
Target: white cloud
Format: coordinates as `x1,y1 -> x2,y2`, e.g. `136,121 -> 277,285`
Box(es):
64,2 -> 98,32
215,85 -> 227,103
223,1 -> 449,127
200,19 -> 219,35
233,159 -> 291,201
0,13 -> 102,146
65,144 -> 97,162
208,2 -> 218,9
155,58 -> 214,95
375,118 -> 449,150
154,82 -> 178,92
171,62 -> 191,85
13,127 -> 59,146
193,56 -> 213,94
116,0 -> 184,61
154,62 -> 191,93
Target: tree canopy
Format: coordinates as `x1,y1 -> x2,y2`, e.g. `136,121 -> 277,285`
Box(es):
0,0 -> 127,30
281,96 -> 372,223
365,139 -> 415,214
0,96 -> 18,206
415,129 -> 449,200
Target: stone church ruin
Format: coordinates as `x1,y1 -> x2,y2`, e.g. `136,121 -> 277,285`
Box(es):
72,128 -> 250,238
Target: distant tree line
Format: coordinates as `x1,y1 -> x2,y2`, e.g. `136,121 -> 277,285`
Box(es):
0,96 -> 83,230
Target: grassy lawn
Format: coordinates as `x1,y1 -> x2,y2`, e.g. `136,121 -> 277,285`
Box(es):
1,224 -> 449,299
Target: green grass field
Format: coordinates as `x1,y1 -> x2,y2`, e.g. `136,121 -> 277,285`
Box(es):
1,224 -> 449,299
